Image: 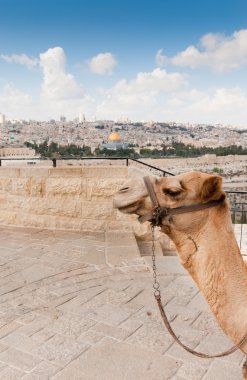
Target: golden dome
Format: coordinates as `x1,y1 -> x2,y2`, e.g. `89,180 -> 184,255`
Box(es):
108,131 -> 121,142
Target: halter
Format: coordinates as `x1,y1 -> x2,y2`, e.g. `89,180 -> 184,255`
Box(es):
138,176 -> 225,226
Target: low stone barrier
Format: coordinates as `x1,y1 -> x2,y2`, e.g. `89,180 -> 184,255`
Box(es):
0,166 -> 144,232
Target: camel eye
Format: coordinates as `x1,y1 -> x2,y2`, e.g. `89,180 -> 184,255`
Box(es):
163,188 -> 181,197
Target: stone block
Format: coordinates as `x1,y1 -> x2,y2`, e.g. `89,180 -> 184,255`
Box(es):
0,178 -> 12,192
106,221 -> 134,231
33,198 -> 82,218
19,168 -> 49,178
46,178 -> 86,197
83,166 -> 128,178
106,231 -> 137,247
11,178 -> 32,196
0,210 -> 17,226
0,168 -> 20,178
31,178 -> 46,197
49,168 -> 83,177
81,201 -> 116,220
86,178 -> 125,200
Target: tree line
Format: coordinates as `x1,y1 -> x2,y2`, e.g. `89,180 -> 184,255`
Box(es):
24,140 -> 247,159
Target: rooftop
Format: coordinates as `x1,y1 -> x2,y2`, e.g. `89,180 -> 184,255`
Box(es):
0,226 -> 245,379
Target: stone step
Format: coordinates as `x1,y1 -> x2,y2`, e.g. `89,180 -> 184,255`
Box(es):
137,237 -> 177,257
137,240 -> 164,257
105,231 -> 141,266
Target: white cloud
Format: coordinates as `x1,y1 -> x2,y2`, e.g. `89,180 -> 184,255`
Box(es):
0,84 -> 35,119
107,68 -> 188,94
162,87 -> 247,125
40,47 -> 84,100
156,29 -> 247,72
0,47 -> 95,120
88,52 -> 117,75
96,68 -> 187,120
0,53 -> 38,69
155,49 -> 167,66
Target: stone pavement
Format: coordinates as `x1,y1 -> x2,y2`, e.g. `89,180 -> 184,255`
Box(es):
0,227 -> 245,380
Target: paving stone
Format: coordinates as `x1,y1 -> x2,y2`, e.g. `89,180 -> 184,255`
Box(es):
52,340 -> 182,380
0,347 -> 41,371
192,311 -> 223,334
31,328 -> 55,343
126,320 -> 174,353
34,334 -> 89,366
1,332 -> 38,353
106,231 -> 137,247
49,315 -> 96,338
87,303 -> 140,326
0,321 -> 22,338
0,226 -> 244,379
165,302 -> 201,325
187,291 -> 211,312
90,322 -> 131,341
166,344 -> 213,369
166,320 -> 207,349
203,360 -> 243,379
17,316 -> 52,336
0,366 -> 25,380
21,361 -> 60,380
176,362 -> 206,379
78,330 -> 104,344
145,256 -> 187,275
195,333 -> 245,364
106,245 -> 140,266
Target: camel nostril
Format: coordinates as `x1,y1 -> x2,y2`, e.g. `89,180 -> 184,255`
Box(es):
119,187 -> 129,193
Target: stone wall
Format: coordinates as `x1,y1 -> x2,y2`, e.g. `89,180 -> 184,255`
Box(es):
0,166 -> 144,232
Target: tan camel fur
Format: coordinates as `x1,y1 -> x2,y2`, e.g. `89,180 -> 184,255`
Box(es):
113,171 -> 247,378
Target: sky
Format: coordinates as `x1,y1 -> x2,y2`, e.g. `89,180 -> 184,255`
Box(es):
0,0 -> 247,126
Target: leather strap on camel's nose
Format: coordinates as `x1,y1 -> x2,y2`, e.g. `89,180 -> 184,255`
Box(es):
143,176 -> 160,209
138,176 -> 225,226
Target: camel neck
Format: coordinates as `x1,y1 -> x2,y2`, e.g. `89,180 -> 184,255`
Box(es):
169,208 -> 247,350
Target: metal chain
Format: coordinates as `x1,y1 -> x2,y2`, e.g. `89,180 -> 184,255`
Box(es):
151,225 -> 161,298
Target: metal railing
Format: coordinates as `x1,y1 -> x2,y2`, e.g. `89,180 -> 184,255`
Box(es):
0,156 -> 174,176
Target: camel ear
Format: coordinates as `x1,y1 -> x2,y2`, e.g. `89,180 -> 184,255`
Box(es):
201,175 -> 223,202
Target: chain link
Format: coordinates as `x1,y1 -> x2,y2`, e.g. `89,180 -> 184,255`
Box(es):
151,225 -> 161,298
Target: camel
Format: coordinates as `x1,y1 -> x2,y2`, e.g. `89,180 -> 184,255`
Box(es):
113,171 -> 247,378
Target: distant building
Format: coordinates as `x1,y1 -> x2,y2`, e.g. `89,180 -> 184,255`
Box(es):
79,113 -> 85,123
0,147 -> 36,157
0,113 -> 6,124
100,131 -> 128,150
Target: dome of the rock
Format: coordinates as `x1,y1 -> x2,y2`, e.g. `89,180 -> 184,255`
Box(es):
108,132 -> 121,142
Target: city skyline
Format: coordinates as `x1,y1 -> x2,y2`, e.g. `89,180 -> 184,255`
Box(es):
0,0 -> 247,126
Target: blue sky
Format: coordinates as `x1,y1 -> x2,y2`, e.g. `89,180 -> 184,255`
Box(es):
0,0 -> 247,125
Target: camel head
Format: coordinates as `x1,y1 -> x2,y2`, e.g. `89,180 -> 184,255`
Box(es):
113,171 -> 225,234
